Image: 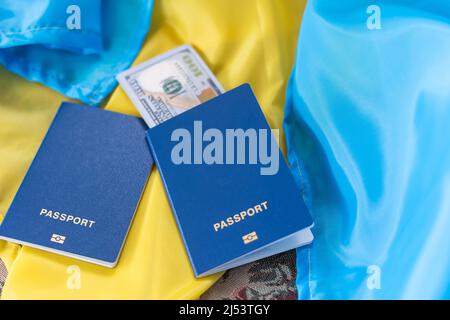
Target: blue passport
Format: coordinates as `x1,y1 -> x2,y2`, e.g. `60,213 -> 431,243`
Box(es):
146,84 -> 314,277
0,103 -> 153,267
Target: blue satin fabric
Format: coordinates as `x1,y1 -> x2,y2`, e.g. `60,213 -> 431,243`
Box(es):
285,0 -> 450,299
0,0 -> 153,106
0,0 -> 102,54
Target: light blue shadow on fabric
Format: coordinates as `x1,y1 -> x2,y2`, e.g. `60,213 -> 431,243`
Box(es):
285,0 -> 450,299
0,0 -> 102,54
0,0 -> 154,106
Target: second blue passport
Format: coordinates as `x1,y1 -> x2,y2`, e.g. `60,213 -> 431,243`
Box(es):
146,84 -> 314,277
0,103 -> 153,267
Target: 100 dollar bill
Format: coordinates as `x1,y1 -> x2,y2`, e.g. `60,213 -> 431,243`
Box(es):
117,45 -> 224,128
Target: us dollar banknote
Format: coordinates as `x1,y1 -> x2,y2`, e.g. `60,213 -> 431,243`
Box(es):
117,45 -> 224,128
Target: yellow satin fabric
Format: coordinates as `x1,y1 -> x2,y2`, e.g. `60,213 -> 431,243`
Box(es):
0,0 -> 305,299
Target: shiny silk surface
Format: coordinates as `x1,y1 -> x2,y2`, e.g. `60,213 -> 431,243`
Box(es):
0,0 -> 305,299
0,0 -> 153,106
0,0 -> 102,54
285,0 -> 450,299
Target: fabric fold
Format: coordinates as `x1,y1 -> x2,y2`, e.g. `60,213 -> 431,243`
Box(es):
285,0 -> 450,299
0,0 -> 153,106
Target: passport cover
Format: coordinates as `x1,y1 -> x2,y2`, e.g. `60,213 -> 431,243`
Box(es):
146,84 -> 314,277
0,103 -> 153,267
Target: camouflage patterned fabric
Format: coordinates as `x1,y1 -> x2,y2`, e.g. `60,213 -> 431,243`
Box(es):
0,258 -> 7,297
201,251 -> 297,300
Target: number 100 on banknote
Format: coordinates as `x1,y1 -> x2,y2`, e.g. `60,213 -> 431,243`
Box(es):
117,45 -> 224,128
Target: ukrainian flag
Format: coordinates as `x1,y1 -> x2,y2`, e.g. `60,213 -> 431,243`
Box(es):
0,0 -> 305,299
